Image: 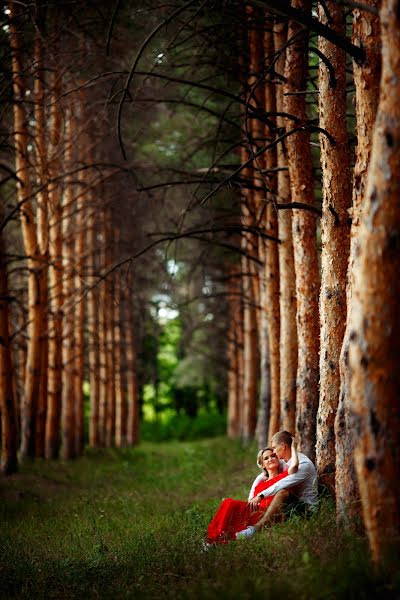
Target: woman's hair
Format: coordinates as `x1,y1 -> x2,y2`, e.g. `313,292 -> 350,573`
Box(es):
256,447 -> 281,476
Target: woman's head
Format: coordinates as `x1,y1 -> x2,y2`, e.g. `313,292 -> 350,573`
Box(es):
257,447 -> 281,476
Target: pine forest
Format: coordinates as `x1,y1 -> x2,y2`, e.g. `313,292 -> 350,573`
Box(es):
1,0 -> 399,596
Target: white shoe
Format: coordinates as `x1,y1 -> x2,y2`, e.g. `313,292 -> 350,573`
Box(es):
236,525 -> 257,540
201,541 -> 215,552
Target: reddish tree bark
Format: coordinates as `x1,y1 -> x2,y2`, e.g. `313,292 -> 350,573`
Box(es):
349,0 -> 400,564
274,20 -> 297,435
316,1 -> 352,493
46,70 -> 64,459
9,2 -> 45,459
284,0 -> 320,461
264,24 -> 280,442
61,105 -> 77,460
335,0 -> 381,524
0,206 -> 18,475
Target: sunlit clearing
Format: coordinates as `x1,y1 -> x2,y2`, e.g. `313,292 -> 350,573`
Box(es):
159,306 -> 179,320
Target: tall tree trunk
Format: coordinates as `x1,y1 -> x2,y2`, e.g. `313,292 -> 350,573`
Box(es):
126,301 -> 139,445
335,0 -> 381,523
227,266 -> 241,438
46,71 -> 64,459
240,110 -> 260,443
284,0 -> 320,461
105,228 -> 116,447
9,2 -> 43,459
242,251 -> 259,443
349,0 -> 400,564
87,190 -> 100,448
0,205 -> 18,475
264,24 -> 280,442
315,1 -> 352,493
33,21 -> 49,458
246,8 -> 269,446
98,254 -> 108,446
74,166 -> 86,457
115,267 -> 127,448
61,106 -> 77,460
256,300 -> 270,447
274,20 -> 297,435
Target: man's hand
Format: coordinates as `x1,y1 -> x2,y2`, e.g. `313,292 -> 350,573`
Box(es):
248,496 -> 262,512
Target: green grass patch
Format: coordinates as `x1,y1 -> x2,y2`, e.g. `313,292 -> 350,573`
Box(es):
0,438 -> 398,599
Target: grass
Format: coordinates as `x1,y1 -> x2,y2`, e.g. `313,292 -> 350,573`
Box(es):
0,437 -> 398,599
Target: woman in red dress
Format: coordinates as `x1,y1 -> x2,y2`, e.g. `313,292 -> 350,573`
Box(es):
205,443 -> 299,546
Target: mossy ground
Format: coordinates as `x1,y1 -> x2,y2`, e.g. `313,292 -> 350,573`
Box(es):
0,437 -> 398,599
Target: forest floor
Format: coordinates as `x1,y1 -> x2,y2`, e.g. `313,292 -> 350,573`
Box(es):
0,437 -> 398,599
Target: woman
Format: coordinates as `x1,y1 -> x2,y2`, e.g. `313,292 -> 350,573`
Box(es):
205,442 -> 298,546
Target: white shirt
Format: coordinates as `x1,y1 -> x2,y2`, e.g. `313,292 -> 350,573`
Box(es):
247,453 -> 318,507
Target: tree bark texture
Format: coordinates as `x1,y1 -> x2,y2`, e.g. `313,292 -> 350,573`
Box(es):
126,301 -> 139,446
87,194 -> 100,448
284,0 -> 320,462
34,26 -> 49,458
74,149 -> 86,457
61,106 -> 77,460
46,72 -> 64,459
316,1 -> 352,494
227,266 -> 242,438
274,20 -> 297,435
114,270 -> 127,448
0,207 -> 18,475
348,0 -> 400,564
335,0 -> 381,524
241,142 -> 260,442
264,24 -> 280,442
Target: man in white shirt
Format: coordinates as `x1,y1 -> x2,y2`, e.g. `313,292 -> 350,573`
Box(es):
236,430 -> 318,539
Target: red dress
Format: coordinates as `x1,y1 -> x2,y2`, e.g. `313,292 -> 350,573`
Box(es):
206,470 -> 289,545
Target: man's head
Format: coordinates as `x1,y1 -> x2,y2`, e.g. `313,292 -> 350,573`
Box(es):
271,430 -> 293,460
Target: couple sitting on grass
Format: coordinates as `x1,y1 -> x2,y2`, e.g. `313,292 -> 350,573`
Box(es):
205,430 -> 318,547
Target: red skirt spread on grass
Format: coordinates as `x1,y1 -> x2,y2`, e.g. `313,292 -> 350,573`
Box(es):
206,470 -> 289,544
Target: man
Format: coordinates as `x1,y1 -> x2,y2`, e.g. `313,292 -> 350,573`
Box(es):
236,430 -> 318,539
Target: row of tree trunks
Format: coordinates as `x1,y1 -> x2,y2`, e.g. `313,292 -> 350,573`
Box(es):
5,7 -> 141,470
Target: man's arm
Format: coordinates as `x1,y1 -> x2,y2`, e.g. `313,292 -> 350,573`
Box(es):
260,461 -> 313,497
248,473 -> 266,501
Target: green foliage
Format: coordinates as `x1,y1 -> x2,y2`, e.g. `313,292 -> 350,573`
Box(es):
1,438 -> 399,599
141,410 -> 226,441
140,312 -> 227,431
